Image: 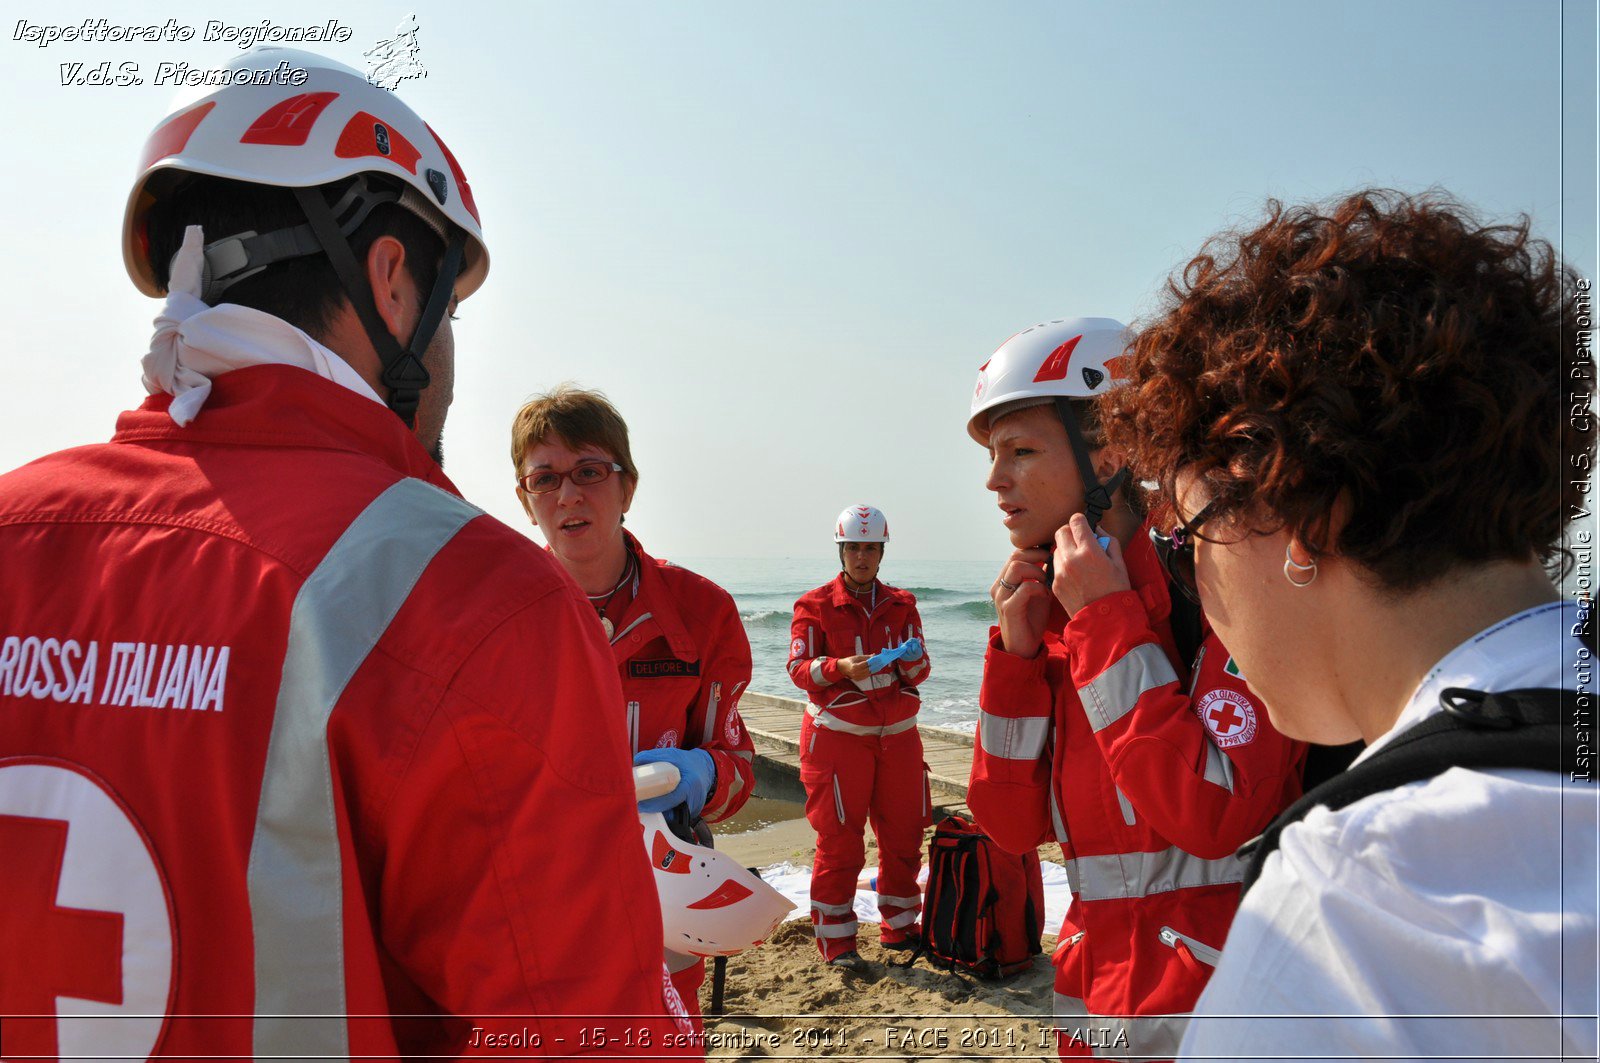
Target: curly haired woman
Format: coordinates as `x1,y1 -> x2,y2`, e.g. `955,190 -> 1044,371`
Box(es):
1100,190 -> 1596,1062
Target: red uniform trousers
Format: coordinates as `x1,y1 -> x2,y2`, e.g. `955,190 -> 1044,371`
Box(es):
799,715 -> 930,958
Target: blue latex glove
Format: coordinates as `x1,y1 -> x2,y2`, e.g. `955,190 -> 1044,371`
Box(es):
633,747 -> 716,817
866,637 -> 923,674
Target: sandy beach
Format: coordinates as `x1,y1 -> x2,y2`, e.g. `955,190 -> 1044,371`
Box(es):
702,811 -> 1060,1060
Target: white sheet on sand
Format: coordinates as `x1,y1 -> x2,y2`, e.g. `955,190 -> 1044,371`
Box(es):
759,860 -> 1072,932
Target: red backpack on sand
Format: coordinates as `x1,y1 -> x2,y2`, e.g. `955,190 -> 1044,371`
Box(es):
911,814 -> 1044,979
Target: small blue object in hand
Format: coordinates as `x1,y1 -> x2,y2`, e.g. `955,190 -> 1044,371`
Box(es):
633,747 -> 716,817
867,637 -> 923,674
1097,535 -> 1112,553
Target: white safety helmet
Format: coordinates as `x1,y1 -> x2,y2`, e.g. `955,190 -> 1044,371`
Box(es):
122,49 -> 488,430
833,504 -> 890,544
635,764 -> 791,957
123,47 -> 488,299
123,48 -> 486,299
967,317 -> 1131,444
969,317 -> 1133,529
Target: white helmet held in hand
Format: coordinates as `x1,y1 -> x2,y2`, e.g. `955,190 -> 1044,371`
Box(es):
834,504 -> 890,544
635,763 -> 791,957
967,317 -> 1131,444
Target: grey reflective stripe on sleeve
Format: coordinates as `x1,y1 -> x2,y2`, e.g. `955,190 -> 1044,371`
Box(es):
1202,738 -> 1236,792
704,760 -> 747,819
733,749 -> 755,764
978,710 -> 1049,761
809,659 -> 827,685
1053,995 -> 1191,1061
1114,786 -> 1137,826
1063,845 -> 1244,903
1077,643 -> 1178,732
249,478 -> 479,1062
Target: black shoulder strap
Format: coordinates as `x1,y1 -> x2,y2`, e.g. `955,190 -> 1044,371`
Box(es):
1166,581 -> 1205,672
1238,686 -> 1583,893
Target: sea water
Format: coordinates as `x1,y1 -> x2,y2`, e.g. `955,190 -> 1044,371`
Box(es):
675,557 -> 999,734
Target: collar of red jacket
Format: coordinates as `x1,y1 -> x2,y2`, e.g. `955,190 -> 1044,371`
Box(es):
112,364 -> 459,496
1040,519 -> 1172,631
828,572 -> 894,610
1126,519 -> 1174,624
619,529 -> 700,663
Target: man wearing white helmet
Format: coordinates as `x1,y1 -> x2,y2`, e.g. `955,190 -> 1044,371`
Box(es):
965,318 -> 1306,1060
0,50 -> 693,1059
787,505 -> 932,969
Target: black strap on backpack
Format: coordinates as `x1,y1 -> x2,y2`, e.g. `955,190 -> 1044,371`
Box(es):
1238,684 -> 1585,893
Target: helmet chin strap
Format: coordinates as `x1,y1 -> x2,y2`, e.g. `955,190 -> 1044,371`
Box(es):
1053,397 -> 1129,530
293,184 -> 465,429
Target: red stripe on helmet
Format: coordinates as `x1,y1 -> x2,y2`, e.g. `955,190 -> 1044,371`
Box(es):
240,92 -> 339,146
425,123 -> 480,225
1032,334 -> 1083,382
686,879 -> 755,911
138,101 -> 215,172
651,831 -> 692,874
334,111 -> 422,173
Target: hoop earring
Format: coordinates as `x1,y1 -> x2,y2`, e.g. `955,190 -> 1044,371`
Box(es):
1284,545 -> 1318,588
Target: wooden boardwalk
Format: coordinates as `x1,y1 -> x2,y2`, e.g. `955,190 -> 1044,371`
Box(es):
740,691 -> 973,818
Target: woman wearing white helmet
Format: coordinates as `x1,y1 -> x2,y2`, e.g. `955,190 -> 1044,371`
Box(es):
966,318 -> 1307,1060
510,384 -> 757,1018
787,505 -> 932,969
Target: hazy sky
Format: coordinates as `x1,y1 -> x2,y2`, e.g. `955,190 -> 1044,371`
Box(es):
3,0 -> 1593,561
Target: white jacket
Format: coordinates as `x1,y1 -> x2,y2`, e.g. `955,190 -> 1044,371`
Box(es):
1181,600 -> 1597,1062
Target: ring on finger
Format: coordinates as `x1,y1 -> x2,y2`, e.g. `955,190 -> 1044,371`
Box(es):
998,578 -> 1020,592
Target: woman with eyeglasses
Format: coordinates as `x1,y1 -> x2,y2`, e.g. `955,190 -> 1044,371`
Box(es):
1099,191 -> 1596,1061
966,317 -> 1307,1061
510,384 -> 755,1018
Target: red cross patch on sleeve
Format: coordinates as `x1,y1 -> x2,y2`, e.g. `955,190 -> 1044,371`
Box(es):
1196,689 -> 1259,748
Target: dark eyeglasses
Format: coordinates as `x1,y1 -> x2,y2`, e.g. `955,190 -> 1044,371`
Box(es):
517,461 -> 624,495
1149,499 -> 1218,604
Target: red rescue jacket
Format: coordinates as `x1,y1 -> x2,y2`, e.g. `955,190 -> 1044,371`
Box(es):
968,523 -> 1306,1056
787,576 -> 930,736
0,366 -> 693,1060
608,532 -> 755,823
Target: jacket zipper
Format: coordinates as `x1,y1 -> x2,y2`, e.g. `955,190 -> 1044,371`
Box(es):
1158,925 -> 1222,967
